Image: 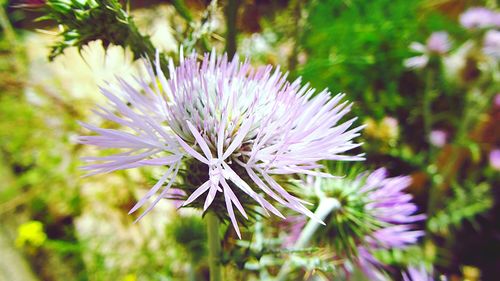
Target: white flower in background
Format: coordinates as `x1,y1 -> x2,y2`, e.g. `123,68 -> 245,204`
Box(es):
460,7 -> 500,30
429,130 -> 448,148
404,32 -> 451,69
483,29 -> 500,59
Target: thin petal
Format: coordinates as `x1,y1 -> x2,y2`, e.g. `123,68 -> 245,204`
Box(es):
186,120 -> 213,160
222,117 -> 253,160
174,134 -> 209,165
183,180 -> 211,206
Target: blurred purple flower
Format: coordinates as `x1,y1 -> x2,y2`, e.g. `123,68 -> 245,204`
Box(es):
294,169 -> 423,279
404,32 -> 451,69
490,149 -> 500,171
361,168 -> 426,227
357,247 -> 389,281
356,168 -> 425,278
483,30 -> 500,59
165,188 -> 186,209
281,215 -> 307,248
281,169 -> 423,279
495,94 -> 500,108
79,50 -> 363,237
460,7 -> 500,29
429,130 -> 448,147
403,265 -> 434,281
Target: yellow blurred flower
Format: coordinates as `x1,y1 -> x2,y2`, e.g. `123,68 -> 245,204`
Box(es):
122,273 -> 137,281
364,118 -> 378,137
364,116 -> 400,148
462,265 -> 480,281
15,220 -> 47,248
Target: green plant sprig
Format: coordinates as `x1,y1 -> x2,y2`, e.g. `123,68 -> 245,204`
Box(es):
39,0 -> 168,71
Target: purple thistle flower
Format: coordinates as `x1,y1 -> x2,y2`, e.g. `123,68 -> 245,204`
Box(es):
360,168 -> 425,227
79,50 -> 363,237
403,265 -> 434,281
284,168 -> 425,279
352,168 -> 425,278
460,7 -> 500,29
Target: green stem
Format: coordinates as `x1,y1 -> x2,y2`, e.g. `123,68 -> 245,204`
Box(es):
224,0 -> 240,58
206,212 -> 222,281
288,0 -> 302,73
275,197 -> 340,281
187,262 -> 196,281
423,68 -> 434,147
171,0 -> 194,22
0,4 -> 16,45
422,66 -> 439,236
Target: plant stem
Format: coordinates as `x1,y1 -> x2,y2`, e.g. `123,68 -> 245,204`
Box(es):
187,262 -> 196,281
0,4 -> 24,67
288,0 -> 303,73
224,0 -> 240,58
422,66 -> 439,237
423,67 -> 434,147
206,212 -> 222,281
275,197 -> 340,281
0,5 -> 15,45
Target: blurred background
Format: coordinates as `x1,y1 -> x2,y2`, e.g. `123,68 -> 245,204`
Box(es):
0,0 -> 498,280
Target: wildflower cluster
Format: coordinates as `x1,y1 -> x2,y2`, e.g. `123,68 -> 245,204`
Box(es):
38,0 -> 162,64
